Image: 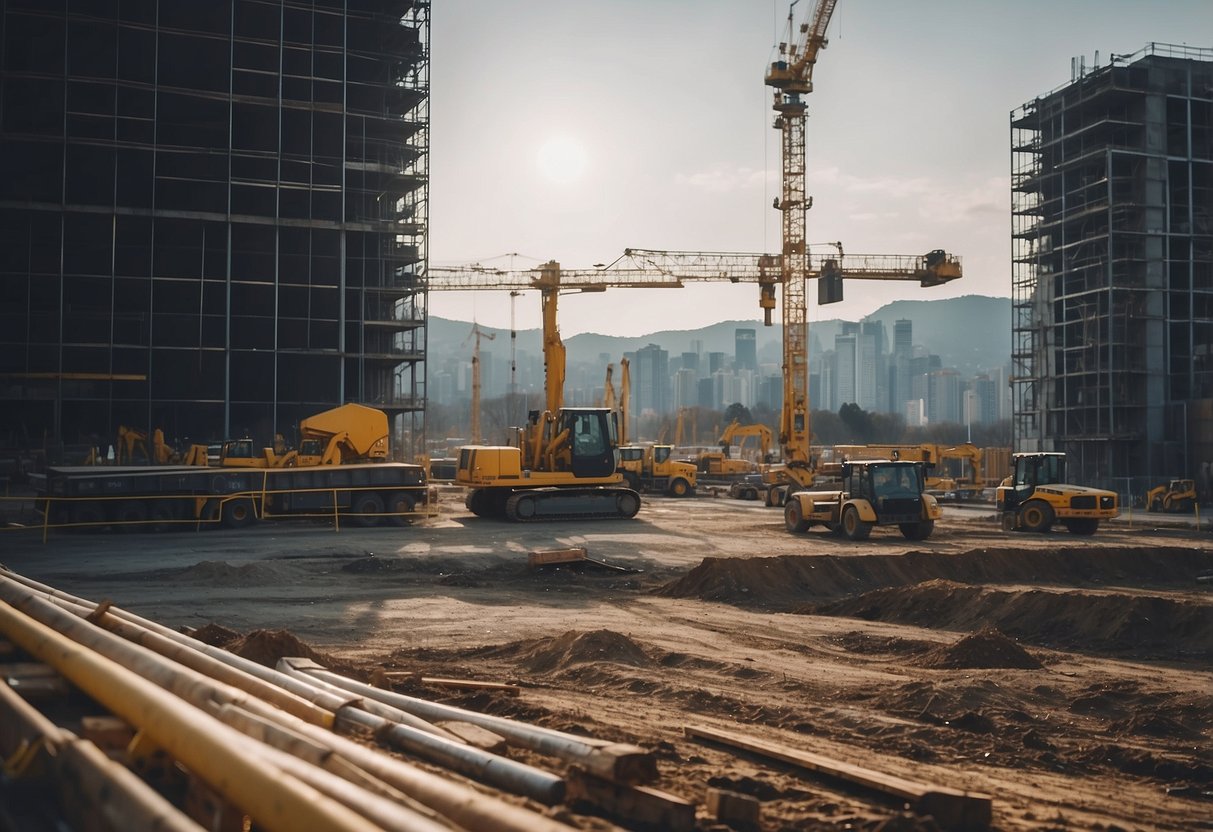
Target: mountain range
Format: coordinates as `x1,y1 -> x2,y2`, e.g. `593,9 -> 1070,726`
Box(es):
428,295 -> 1011,379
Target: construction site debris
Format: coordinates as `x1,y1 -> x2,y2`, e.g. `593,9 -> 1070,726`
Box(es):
686,724 -> 993,831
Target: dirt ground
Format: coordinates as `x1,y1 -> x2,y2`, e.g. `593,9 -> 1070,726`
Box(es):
2,489 -> 1211,831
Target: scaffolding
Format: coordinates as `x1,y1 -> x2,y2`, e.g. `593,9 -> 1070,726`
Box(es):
0,0 -> 429,458
1009,43 -> 1213,493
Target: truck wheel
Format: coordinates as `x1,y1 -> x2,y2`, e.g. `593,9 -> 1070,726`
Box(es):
1019,500 -> 1054,533
899,520 -> 934,541
348,492 -> 383,527
842,505 -> 872,541
668,478 -> 690,498
784,499 -> 810,534
112,500 -> 149,533
221,497 -> 257,529
1065,519 -> 1099,536
385,491 -> 416,526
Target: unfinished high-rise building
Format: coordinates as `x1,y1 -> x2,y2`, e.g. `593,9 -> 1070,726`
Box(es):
0,0 -> 429,458
1011,43 -> 1213,495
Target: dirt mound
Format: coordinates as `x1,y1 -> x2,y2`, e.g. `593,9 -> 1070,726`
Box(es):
188,622 -> 240,647
512,630 -> 655,674
656,547 -> 1213,609
172,560 -> 287,586
225,628 -> 344,672
812,579 -> 1213,659
915,627 -> 1043,670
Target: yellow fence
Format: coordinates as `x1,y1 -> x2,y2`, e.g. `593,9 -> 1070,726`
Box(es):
0,484 -> 438,543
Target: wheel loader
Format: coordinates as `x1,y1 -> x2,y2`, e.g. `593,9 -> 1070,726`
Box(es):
783,458 -> 941,541
996,452 -> 1118,535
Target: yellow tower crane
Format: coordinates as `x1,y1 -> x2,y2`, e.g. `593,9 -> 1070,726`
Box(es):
462,322 -> 495,444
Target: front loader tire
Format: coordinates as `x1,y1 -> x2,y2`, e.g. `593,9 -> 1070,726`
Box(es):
842,505 -> 872,541
1019,499 -> 1054,533
784,499 -> 810,534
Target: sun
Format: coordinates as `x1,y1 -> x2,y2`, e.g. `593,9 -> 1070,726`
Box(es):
536,136 -> 588,184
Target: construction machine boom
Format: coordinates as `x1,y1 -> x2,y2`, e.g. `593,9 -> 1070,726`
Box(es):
432,262 -> 645,521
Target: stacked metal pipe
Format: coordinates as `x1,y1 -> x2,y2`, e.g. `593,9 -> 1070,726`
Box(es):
0,567 -> 652,831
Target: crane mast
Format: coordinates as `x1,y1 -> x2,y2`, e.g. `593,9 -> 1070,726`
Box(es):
463,322 -> 495,444
764,0 -> 838,472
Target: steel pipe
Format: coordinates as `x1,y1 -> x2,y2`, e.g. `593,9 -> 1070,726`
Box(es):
0,598 -> 380,832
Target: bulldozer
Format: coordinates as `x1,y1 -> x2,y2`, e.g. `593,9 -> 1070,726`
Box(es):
996,452 -> 1119,535
1145,479 -> 1197,513
218,403 -> 391,469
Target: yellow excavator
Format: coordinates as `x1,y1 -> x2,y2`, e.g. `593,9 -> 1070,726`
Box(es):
1145,479 -> 1197,513
448,263 -> 641,521
696,421 -> 772,478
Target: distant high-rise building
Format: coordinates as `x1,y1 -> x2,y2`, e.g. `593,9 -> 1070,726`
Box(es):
634,343 -> 669,416
735,328 -> 757,372
681,351 -> 700,377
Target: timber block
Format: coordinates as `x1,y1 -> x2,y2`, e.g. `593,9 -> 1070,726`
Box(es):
528,547 -> 588,568
566,767 -> 695,832
707,787 -> 761,827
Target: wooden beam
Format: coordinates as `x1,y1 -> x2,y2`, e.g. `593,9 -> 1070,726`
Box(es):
566,768 -> 695,832
528,547 -> 587,568
685,725 -> 992,832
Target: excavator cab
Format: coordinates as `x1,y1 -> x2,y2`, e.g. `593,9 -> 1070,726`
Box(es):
561,408 -> 617,478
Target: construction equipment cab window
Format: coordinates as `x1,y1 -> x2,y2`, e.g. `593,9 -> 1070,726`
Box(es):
561,409 -> 615,478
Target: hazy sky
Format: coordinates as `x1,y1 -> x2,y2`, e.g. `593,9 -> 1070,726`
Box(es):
427,0 -> 1212,337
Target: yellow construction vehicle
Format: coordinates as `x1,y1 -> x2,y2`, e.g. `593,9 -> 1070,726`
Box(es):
996,452 -> 1119,535
437,262 -> 643,521
295,403 -> 390,466
217,404 -> 390,469
618,443 -> 697,497
697,421 -> 771,478
115,425 -> 150,465
784,458 -> 942,541
1145,479 -> 1197,513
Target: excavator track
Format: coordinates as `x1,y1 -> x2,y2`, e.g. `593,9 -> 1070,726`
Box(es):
500,487 -> 641,522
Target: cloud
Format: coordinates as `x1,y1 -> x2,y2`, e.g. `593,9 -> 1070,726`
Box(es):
675,164 -> 773,193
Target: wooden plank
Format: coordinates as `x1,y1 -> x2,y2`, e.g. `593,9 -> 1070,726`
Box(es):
707,787 -> 760,826
686,724 -> 992,832
527,547 -> 588,568
420,676 -> 521,696
434,721 -> 509,754
566,768 -> 695,832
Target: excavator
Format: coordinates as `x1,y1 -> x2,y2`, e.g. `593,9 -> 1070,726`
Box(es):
696,421 -> 772,478
438,262 -> 644,521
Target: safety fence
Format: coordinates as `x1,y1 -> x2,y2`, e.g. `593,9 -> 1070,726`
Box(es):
0,484 -> 439,543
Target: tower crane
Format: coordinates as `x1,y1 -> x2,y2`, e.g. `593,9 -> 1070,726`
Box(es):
430,249 -> 960,503
462,323 -> 496,444
618,357 -> 631,446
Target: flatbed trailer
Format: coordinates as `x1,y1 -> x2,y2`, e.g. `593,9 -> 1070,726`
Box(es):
32,462 -> 430,532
